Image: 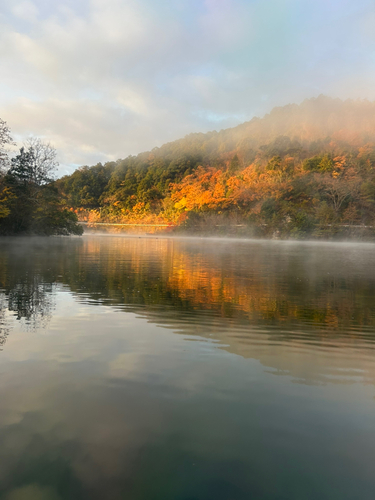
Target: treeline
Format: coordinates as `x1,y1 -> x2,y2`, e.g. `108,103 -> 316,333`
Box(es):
0,121 -> 82,236
55,96 -> 375,238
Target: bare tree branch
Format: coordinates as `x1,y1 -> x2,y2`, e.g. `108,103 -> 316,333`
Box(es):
321,173 -> 361,213
24,137 -> 59,184
0,119 -> 14,172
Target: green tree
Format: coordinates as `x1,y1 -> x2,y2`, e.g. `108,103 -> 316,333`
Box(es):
0,135 -> 82,236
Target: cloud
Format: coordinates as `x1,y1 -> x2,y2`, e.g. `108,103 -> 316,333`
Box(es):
11,0 -> 39,22
0,0 -> 374,174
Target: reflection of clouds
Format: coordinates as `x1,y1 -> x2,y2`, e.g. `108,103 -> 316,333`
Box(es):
144,308 -> 375,387
0,306 -> 216,495
0,285 -> 374,496
108,352 -> 143,380
1,236 -> 375,499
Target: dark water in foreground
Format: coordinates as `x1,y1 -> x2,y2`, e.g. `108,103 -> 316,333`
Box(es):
0,236 -> 375,500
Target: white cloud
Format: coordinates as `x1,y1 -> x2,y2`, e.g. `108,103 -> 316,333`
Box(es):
11,0 -> 38,22
7,31 -> 59,77
0,0 -> 374,174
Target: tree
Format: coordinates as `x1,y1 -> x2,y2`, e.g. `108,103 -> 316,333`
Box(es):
0,127 -> 82,236
0,119 -> 14,172
0,120 -> 16,222
229,154 -> 240,173
9,138 -> 58,186
322,173 -> 360,214
24,137 -> 58,184
0,184 -> 16,220
9,147 -> 36,185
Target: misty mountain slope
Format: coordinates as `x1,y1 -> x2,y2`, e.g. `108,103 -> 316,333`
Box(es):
236,96 -> 375,145
154,95 -> 375,157
55,96 -> 375,238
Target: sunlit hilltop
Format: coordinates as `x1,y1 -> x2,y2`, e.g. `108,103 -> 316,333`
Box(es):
54,96 -> 375,239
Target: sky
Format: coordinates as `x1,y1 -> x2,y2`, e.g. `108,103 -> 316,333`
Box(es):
0,0 -> 375,175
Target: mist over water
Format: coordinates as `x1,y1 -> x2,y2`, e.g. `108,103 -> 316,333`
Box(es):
0,235 -> 375,499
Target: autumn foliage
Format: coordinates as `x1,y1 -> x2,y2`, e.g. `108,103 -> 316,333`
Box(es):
55,97 -> 375,238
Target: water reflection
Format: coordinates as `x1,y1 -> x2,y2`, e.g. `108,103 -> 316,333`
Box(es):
0,245 -> 56,338
0,236 -> 375,499
0,236 -> 375,382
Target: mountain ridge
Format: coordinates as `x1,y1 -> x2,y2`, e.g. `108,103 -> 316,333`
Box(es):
55,96 -> 375,239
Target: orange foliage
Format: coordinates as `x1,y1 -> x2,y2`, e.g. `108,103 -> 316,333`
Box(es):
171,164 -> 290,213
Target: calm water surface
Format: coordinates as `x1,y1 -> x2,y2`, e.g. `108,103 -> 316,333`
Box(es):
0,235 -> 374,500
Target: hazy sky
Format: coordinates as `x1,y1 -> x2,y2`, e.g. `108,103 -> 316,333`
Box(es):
1,0 -> 374,174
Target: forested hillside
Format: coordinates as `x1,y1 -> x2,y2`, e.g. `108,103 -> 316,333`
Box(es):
56,96 -> 375,238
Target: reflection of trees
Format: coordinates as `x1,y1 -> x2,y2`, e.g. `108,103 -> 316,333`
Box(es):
1,236 -> 375,353
0,241 -> 57,344
59,237 -> 375,335
0,295 -> 9,349
7,279 -> 54,328
56,238 -> 375,386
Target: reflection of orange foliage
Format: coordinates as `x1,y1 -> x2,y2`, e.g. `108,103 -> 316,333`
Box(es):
81,237 -> 368,330
164,248 -> 364,328
166,250 -> 293,320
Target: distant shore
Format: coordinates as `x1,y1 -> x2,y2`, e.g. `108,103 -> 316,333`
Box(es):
80,221 -> 375,241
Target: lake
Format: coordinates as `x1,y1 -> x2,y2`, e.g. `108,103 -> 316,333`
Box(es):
0,235 -> 374,500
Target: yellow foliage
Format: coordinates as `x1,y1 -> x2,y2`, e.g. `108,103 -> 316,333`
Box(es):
0,187 -> 16,219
